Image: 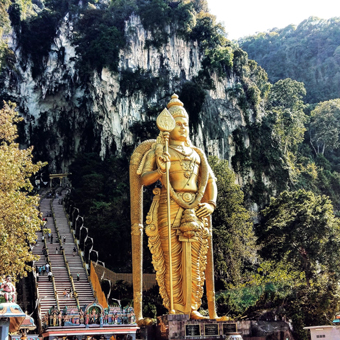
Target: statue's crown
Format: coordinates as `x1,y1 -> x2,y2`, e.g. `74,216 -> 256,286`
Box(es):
167,94 -> 189,120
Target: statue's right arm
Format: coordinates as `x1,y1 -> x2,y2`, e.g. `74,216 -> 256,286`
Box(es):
140,150 -> 163,186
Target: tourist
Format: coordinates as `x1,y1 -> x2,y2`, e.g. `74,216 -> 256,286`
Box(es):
73,246 -> 77,256
69,289 -> 73,298
55,247 -> 58,255
48,232 -> 51,240
77,273 -> 80,281
36,272 -> 39,282
41,235 -> 45,242
63,236 -> 66,244
42,265 -> 46,275
51,234 -> 53,244
48,271 -> 53,282
46,263 -> 50,272
63,289 -> 67,297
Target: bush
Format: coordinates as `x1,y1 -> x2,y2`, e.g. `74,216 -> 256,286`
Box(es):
19,10 -> 61,78
73,9 -> 126,77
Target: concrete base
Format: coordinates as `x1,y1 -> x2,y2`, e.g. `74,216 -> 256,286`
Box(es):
157,314 -> 239,340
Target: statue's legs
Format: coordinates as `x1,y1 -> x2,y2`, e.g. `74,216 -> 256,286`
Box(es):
158,201 -> 184,311
157,194 -> 209,314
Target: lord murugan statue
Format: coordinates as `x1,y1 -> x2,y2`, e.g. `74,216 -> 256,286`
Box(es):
130,94 -> 223,321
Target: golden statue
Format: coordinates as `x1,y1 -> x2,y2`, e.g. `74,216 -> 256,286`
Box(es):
130,94 -> 222,321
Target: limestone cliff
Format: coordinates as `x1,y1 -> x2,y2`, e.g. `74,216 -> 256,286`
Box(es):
2,12 -> 254,165
0,1 -> 282,205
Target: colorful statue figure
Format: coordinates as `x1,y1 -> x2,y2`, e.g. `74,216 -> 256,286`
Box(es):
45,312 -> 49,327
79,309 -> 84,324
85,313 -> 89,328
0,276 -> 16,302
104,310 -> 109,324
130,94 -> 225,321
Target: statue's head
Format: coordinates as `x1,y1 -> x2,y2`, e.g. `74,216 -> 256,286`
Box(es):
167,94 -> 189,120
167,94 -> 192,146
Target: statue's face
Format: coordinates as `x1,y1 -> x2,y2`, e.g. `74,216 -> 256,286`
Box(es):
170,117 -> 189,141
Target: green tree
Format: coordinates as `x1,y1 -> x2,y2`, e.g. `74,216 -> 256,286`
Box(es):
0,102 -> 44,278
269,78 -> 307,155
240,17 -> 340,104
310,99 -> 340,155
73,9 -> 126,75
209,156 -> 257,288
69,153 -> 132,272
258,189 -> 340,286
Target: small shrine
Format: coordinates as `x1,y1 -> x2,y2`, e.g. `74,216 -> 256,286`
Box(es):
42,302 -> 138,340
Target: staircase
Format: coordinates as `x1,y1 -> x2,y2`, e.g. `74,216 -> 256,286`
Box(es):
33,191 -> 96,323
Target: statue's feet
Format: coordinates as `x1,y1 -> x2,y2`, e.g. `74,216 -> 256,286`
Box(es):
215,315 -> 230,321
190,311 -> 209,320
137,317 -> 154,326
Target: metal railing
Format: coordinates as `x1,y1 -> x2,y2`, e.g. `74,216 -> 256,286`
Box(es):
50,199 -> 79,308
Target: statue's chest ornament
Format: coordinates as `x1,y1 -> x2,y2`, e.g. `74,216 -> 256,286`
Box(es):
181,160 -> 195,178
169,146 -> 196,177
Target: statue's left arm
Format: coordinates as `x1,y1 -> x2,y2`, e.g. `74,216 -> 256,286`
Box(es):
197,171 -> 217,218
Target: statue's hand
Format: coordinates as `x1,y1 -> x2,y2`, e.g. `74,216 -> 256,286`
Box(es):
156,151 -> 170,173
196,203 -> 214,218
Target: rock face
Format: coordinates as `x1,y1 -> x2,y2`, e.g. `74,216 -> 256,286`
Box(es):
2,12 -> 252,173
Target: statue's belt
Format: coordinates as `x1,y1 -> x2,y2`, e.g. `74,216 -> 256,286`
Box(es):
160,190 -> 197,204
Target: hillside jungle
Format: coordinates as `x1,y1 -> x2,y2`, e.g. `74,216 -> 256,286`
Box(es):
1,0 -> 340,338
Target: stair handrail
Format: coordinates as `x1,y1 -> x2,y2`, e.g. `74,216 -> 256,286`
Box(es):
43,234 -> 60,311
69,275 -> 80,309
50,198 -> 79,308
52,276 -> 60,311
61,246 -> 80,308
62,201 -> 96,299
63,206 -> 87,275
34,270 -> 43,334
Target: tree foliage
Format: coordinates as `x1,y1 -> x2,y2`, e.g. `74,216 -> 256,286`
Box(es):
310,99 -> 340,155
0,102 -> 44,278
268,78 -> 307,155
209,156 -> 257,288
73,8 -> 127,77
257,189 -> 340,286
240,17 -> 340,104
69,153 -> 133,272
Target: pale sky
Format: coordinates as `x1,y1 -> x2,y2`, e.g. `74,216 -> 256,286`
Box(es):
207,0 -> 340,40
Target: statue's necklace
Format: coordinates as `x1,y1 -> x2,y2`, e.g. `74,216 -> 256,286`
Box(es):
169,145 -> 193,159
169,145 -> 195,179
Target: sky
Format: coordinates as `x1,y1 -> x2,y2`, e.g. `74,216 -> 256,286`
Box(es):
207,0 -> 340,40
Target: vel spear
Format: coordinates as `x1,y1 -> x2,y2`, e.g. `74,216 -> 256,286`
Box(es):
156,108 -> 176,314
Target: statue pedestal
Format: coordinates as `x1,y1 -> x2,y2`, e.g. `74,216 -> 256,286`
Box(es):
157,314 -> 240,340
